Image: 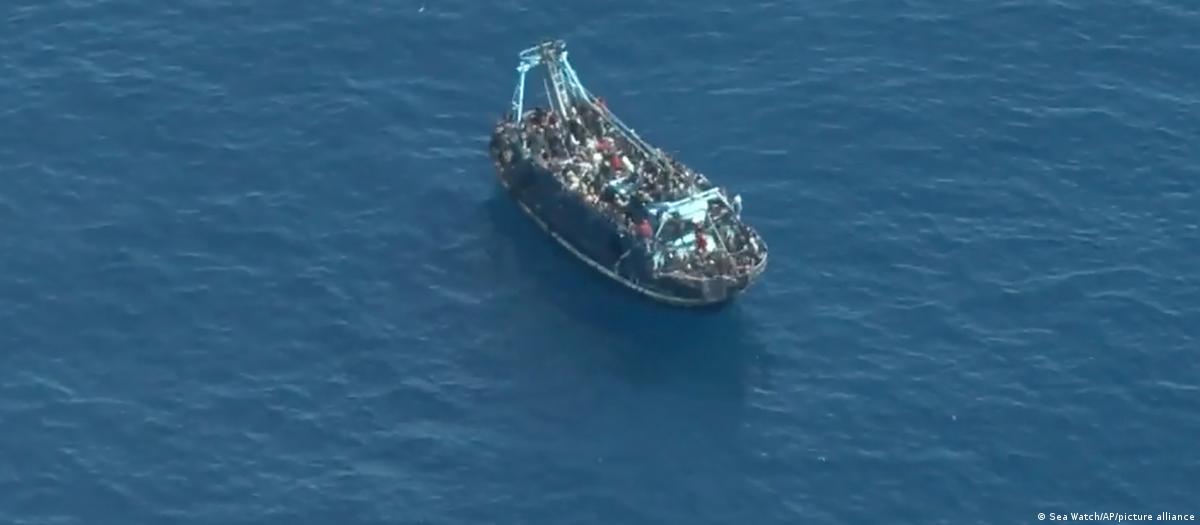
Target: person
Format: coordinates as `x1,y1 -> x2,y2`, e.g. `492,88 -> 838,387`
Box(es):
569,118 -> 586,142
637,219 -> 653,238
694,221 -> 707,254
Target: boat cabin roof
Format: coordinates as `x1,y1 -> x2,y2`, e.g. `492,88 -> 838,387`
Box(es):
645,187 -> 725,225
643,187 -> 737,269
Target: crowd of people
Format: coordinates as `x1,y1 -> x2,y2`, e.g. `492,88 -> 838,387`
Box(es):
651,198 -> 763,279
518,101 -> 709,203
492,99 -> 764,280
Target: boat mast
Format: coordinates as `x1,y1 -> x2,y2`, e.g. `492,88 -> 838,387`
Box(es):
539,42 -> 576,119
510,41 -> 679,176
555,52 -> 674,172
510,61 -> 534,123
511,40 -> 572,123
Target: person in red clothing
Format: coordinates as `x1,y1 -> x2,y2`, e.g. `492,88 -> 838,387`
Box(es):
610,154 -> 623,171
637,219 -> 653,238
694,221 -> 707,253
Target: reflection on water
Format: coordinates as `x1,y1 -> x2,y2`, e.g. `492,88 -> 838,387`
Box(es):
434,190 -> 784,515
478,191 -> 768,396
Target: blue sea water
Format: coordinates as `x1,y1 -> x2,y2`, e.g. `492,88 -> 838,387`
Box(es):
2,0 -> 1199,523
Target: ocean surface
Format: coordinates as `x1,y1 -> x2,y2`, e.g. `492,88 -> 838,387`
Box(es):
2,0 -> 1198,523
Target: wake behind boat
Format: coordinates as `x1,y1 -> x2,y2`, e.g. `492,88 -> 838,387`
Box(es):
488,40 -> 767,306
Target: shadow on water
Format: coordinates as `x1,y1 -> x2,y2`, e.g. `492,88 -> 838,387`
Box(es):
473,191 -> 776,508
478,191 -> 768,397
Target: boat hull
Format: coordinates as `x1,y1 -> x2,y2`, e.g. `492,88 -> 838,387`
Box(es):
491,149 -> 765,307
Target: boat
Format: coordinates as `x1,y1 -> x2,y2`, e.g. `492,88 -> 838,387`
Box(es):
488,40 -> 768,306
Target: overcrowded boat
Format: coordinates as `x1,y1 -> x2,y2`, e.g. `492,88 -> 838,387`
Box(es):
488,40 -> 768,306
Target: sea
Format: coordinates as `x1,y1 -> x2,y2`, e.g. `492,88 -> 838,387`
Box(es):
2,0 -> 1198,523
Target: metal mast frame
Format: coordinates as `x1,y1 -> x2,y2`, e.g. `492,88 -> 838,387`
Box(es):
507,40 -> 659,162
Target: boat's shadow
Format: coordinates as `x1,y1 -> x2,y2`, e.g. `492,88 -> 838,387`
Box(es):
479,190 -> 767,392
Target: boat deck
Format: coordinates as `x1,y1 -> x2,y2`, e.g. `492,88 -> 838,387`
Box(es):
490,39 -> 768,301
